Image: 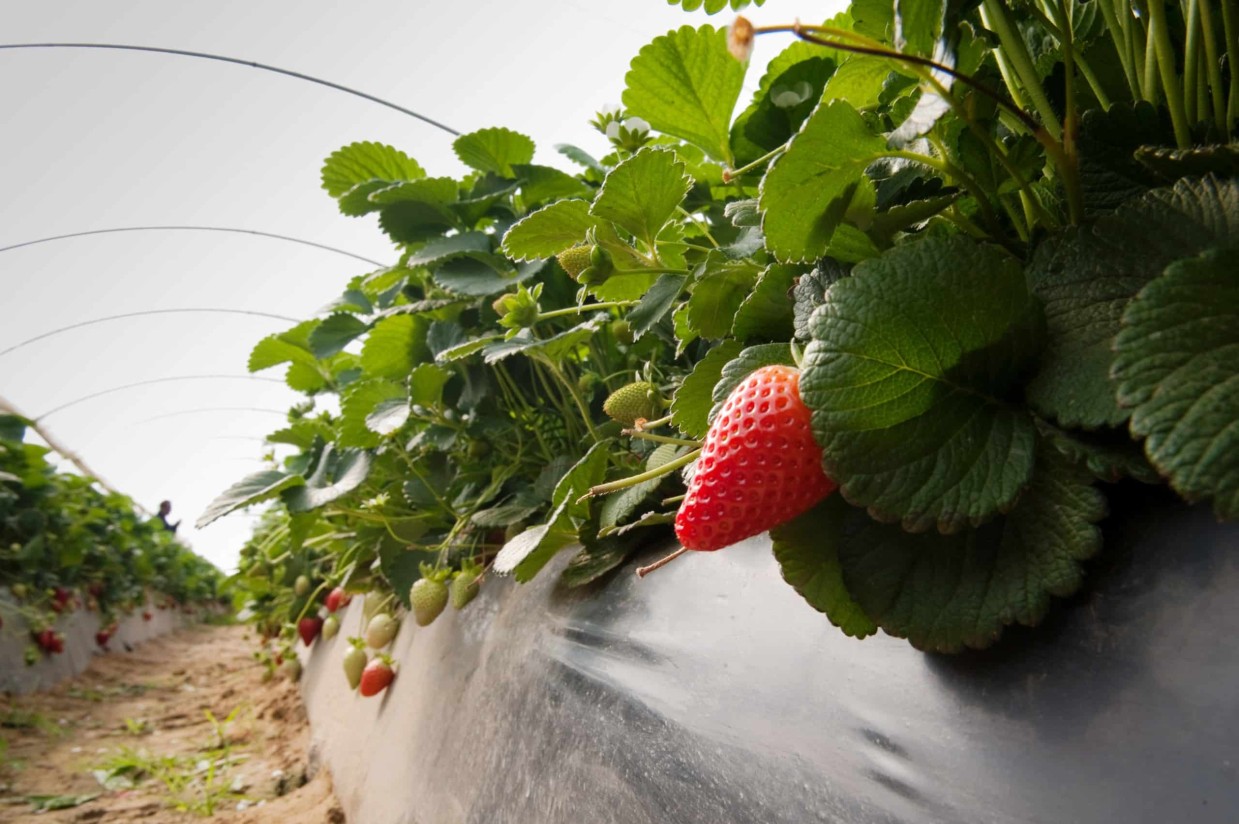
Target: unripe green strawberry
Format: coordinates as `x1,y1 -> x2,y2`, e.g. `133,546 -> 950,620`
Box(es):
364,612 -> 398,649
294,575 -> 311,596
610,319 -> 635,346
410,578 -> 448,626
321,614 -> 340,640
603,381 -> 662,425
675,365 -> 837,551
280,657 -> 302,681
343,640 -> 367,690
556,245 -> 593,279
449,571 -> 480,610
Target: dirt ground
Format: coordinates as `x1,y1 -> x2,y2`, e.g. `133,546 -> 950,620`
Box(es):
0,624 -> 343,823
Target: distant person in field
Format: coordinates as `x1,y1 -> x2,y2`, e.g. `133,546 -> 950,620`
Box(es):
157,500 -> 181,534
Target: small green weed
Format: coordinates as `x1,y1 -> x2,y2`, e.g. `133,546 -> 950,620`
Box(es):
91,706 -> 251,816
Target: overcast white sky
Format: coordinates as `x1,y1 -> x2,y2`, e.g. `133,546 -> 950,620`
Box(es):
0,0 -> 841,572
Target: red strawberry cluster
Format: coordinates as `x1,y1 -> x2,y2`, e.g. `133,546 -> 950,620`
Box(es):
675,365 -> 836,552
34,628 -> 65,654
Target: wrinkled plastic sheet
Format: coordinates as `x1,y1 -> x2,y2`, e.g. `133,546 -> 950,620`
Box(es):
300,483 -> 1239,824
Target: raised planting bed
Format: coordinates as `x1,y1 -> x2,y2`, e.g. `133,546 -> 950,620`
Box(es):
295,483 -> 1239,824
0,593 -> 195,694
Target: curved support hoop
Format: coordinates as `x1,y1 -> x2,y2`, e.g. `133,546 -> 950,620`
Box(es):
0,226 -> 384,266
0,42 -> 461,136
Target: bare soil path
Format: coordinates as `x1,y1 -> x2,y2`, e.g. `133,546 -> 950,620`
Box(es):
0,624 -> 343,823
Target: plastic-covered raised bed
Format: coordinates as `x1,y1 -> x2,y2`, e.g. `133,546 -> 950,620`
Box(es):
296,483 -> 1238,824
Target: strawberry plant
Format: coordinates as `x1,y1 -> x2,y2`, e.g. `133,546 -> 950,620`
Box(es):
213,0 -> 1237,657
1,413 -> 224,645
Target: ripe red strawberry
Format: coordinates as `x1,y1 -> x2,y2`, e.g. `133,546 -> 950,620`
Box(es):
675,365 -> 836,551
298,616 -> 324,646
325,587 -> 351,613
359,655 -> 395,697
95,630 -> 111,648
142,611 -> 152,621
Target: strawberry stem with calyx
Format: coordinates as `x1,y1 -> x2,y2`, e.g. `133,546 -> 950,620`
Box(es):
580,448 -> 700,502
636,547 -> 689,578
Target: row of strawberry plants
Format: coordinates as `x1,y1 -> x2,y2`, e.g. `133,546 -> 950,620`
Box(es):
0,414 -> 225,663
211,0 -> 1238,688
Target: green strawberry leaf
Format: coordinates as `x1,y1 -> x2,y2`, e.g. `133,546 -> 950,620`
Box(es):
408,363 -> 451,408
405,232 -> 490,269
339,379 -> 406,448
622,25 -> 746,164
591,148 -> 692,251
501,199 -> 597,261
321,141 -> 424,198
360,315 -> 430,380
801,236 -> 1045,533
671,339 -> 744,439
686,256 -> 761,339
770,498 -> 877,639
432,255 -> 539,297
560,539 -> 635,588
758,100 -> 887,263
284,446 -> 373,513
836,444 -> 1106,653
600,444 -> 681,530
626,273 -> 688,339
557,143 -> 605,173
308,313 -> 369,359
196,470 -> 305,528
731,264 -> 798,341
730,55 -> 836,168
792,261 -> 849,341
452,127 -> 536,177
249,321 -> 318,372
494,442 -> 611,581
1112,247 -> 1239,518
707,343 -> 794,425
666,0 -> 766,13
1027,176 -> 1239,428
1034,419 -> 1160,485
821,56 -> 896,111
512,164 -> 591,206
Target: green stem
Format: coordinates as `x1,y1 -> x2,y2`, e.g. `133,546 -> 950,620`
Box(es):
543,359 -> 599,441
980,0 -> 1063,139
1143,15 -> 1160,105
1096,0 -> 1140,98
723,143 -> 789,181
1220,0 -> 1239,132
1185,0 -> 1203,123
1147,0 -> 1192,147
639,414 -> 673,430
1195,0 -> 1227,133
582,449 -> 700,500
677,206 -> 721,249
621,429 -> 701,447
1030,1 -> 1111,109
612,266 -> 690,276
537,301 -> 637,321
1052,0 -> 1084,224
